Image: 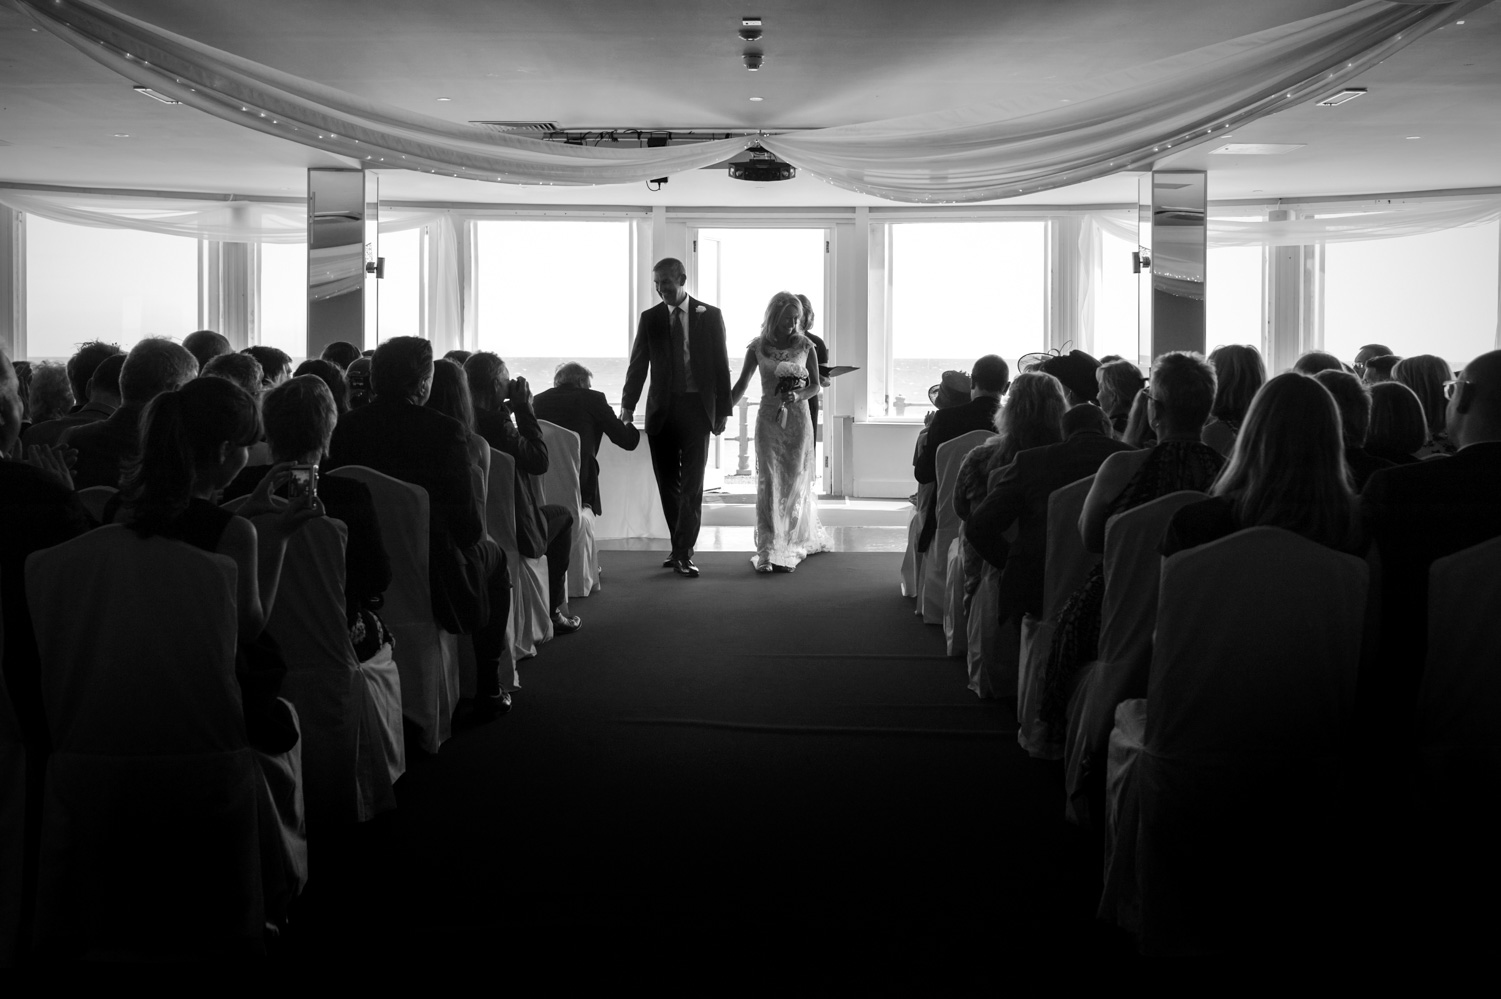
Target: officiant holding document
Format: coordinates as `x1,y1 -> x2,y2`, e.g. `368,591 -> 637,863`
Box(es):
620,257 -> 733,579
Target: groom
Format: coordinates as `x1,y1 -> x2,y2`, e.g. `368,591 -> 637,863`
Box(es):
620,257 -> 732,578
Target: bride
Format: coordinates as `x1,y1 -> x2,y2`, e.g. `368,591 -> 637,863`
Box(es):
731,291 -> 831,573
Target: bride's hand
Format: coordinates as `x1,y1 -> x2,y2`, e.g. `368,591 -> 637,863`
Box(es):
781,389 -> 798,405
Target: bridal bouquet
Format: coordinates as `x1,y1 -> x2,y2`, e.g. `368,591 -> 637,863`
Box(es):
773,360 -> 807,428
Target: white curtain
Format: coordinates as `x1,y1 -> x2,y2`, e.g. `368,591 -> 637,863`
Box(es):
10,0 -> 1488,203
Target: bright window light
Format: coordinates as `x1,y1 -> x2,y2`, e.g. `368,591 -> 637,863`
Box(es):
378,227 -> 422,344
259,241 -> 307,361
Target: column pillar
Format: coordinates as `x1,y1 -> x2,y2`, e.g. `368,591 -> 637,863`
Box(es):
307,168 -> 378,356
1138,171 -> 1207,364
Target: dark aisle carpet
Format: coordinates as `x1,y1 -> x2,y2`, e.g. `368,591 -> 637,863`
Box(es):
276,551 -> 1133,988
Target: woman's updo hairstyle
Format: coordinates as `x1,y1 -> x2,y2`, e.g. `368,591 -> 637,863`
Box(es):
121,376 -> 260,537
1151,351 -> 1217,435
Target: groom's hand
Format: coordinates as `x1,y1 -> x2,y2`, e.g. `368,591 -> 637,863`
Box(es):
619,407 -> 634,425
712,416 -> 727,436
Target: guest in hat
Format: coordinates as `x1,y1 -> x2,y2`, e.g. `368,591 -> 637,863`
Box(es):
1039,349 -> 1101,406
913,355 -> 1010,552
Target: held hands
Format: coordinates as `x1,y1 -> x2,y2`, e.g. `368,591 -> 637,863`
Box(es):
713,416 -> 727,436
619,407 -> 635,425
240,462 -> 324,535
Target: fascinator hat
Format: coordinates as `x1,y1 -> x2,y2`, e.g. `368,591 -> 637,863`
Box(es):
927,370 -> 972,409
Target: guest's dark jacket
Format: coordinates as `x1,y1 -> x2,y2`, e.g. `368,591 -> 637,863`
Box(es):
22,401 -> 115,450
474,403 -> 550,558
61,402 -> 143,489
324,398 -> 481,610
1345,444 -> 1395,492
533,384 -> 641,516
223,465 -> 392,623
806,331 -> 830,440
0,461 -> 91,751
914,395 -> 1001,552
1361,440 -> 1501,703
965,428 -> 1133,622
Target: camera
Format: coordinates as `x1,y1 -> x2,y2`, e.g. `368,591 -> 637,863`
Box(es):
288,463 -> 319,500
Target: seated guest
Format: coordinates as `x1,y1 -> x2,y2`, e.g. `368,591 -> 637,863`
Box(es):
954,371 -> 1067,598
464,352 -> 581,635
1120,387 -> 1156,448
202,352 -> 265,398
426,359 -> 491,475
327,337 -> 514,719
1366,381 -> 1427,464
110,376 -> 320,751
294,358 -> 351,416
0,347 -> 91,754
1363,354 -> 1401,385
320,341 -> 362,371
1038,352 -> 1224,729
443,349 -> 473,367
1293,350 -> 1346,376
1315,369 -> 1395,490
1202,344 -> 1265,457
1096,359 -> 1145,439
1039,349 -> 1101,406
1394,354 -> 1457,456
224,376 -> 393,662
1164,372 -> 1362,556
26,362 -> 73,425
346,357 -> 374,410
1353,343 -> 1394,382
62,340 -> 123,415
183,329 -> 232,373
1362,349 -> 1501,711
64,337 -> 197,489
914,355 -> 1010,551
967,401 -> 1132,626
243,345 -> 293,391
533,361 -> 642,517
23,352 -> 124,449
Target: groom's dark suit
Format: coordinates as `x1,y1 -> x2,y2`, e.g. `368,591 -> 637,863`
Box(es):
622,295 -> 732,561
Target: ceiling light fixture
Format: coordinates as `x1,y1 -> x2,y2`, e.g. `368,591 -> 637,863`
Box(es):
1316,88 -> 1367,107
744,51 -> 763,71
729,145 -> 794,183
1406,135 -> 1421,140
133,86 -> 180,105
437,97 -> 453,102
748,96 -> 764,102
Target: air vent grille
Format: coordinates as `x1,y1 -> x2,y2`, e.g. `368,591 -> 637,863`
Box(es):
469,121 -> 559,133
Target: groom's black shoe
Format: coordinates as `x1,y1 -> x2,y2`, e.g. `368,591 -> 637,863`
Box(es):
673,558 -> 701,578
662,557 -> 677,569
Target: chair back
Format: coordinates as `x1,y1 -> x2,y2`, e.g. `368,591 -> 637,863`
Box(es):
471,445 -> 491,537
1097,490 -> 1205,666
1418,534 -> 1501,750
76,485 -> 117,523
486,449 -> 519,554
1042,475 -> 1096,620
536,420 -> 583,519
327,466 -> 430,635
1148,527 -> 1366,756
935,430 -> 993,537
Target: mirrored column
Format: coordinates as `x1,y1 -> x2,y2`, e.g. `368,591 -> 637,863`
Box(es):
1138,171 -> 1207,364
307,168 -> 378,358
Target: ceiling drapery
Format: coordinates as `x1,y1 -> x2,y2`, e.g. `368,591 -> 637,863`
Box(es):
9,0 -> 1491,203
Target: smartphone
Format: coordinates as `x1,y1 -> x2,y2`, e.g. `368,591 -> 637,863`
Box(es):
288,463 -> 319,500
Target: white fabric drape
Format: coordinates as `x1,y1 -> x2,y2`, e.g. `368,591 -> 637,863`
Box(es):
10,0 -> 1488,203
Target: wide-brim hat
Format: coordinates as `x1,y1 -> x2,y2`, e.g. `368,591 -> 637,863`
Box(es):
928,370 -> 972,409
1039,349 -> 1101,403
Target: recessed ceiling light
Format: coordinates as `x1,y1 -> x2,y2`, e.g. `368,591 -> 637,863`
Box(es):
749,96 -> 764,102
1209,143 -> 1306,155
1406,135 -> 1421,140
437,97 -> 452,102
112,133 -> 130,138
1316,88 -> 1367,107
1457,20 -> 1466,24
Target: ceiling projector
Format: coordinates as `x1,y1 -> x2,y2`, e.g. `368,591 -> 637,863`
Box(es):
729,147 -> 795,182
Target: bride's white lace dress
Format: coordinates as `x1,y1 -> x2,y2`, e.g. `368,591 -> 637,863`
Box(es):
750,333 -> 831,570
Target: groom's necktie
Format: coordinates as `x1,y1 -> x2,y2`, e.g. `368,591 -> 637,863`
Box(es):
671,305 -> 697,393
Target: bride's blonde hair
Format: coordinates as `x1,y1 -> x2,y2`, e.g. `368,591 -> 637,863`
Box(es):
759,291 -> 803,344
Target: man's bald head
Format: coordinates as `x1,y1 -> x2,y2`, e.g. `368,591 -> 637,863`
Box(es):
1448,349 -> 1501,447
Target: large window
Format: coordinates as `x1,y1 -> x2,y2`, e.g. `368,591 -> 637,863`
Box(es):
1094,227 -> 1140,364
695,227 -> 827,348
1323,221 -> 1499,371
259,241 -> 307,361
475,220 -> 631,401
24,215 -> 198,359
1206,245 -> 1264,354
885,221 -> 1046,418
378,226 -> 422,343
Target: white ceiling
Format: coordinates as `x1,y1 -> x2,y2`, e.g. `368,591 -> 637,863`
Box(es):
0,0 -> 1497,207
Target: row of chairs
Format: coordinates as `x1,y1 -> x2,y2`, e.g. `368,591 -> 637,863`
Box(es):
0,420 -> 601,963
902,434 -> 1501,954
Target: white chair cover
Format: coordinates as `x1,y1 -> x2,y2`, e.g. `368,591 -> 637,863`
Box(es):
1016,475 -> 1096,760
536,419 -> 598,600
1063,490 -> 1204,825
253,702 -> 307,928
1099,527 -> 1366,955
594,435 -> 669,541
328,466 -> 459,755
965,560 -> 1019,700
942,536 -> 966,657
75,485 -> 116,523
923,430 -> 992,625
901,482 -> 932,601
0,582 -> 25,968
226,506 -> 404,825
486,448 -> 552,663
26,526 -> 265,960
